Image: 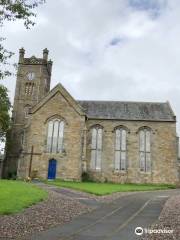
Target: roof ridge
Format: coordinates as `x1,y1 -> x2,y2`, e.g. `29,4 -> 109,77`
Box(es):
77,100 -> 167,104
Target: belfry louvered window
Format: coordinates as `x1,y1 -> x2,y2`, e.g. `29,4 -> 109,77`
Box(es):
91,127 -> 102,170
25,82 -> 34,95
139,128 -> 151,172
46,120 -> 64,153
114,128 -> 127,171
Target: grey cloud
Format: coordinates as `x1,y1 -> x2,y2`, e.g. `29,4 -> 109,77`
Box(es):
1,0 -> 180,133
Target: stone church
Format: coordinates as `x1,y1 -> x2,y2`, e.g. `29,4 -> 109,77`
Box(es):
3,49 -> 179,184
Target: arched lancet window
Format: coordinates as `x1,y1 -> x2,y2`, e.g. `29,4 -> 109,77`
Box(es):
24,105 -> 31,118
139,127 -> 151,172
114,128 -> 127,171
46,119 -> 64,153
90,126 -> 102,170
20,131 -> 25,146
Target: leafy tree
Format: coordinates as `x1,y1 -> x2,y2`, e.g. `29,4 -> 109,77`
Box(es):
0,1 -> 45,141
0,84 -> 11,140
0,0 -> 45,80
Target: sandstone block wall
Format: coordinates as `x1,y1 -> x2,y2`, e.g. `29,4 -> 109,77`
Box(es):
85,119 -> 178,184
18,91 -> 85,181
17,93 -> 179,184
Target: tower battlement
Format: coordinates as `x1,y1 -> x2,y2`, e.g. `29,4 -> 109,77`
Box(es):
18,48 -> 53,74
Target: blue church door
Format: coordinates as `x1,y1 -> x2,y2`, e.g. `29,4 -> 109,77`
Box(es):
48,159 -> 57,179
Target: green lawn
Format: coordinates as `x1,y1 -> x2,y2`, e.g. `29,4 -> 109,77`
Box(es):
46,180 -> 175,196
0,180 -> 47,215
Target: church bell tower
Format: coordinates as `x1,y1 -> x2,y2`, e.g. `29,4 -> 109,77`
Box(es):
3,48 -> 53,177
13,48 -> 52,124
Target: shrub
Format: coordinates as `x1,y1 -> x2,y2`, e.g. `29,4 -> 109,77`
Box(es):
7,171 -> 17,180
81,172 -> 92,182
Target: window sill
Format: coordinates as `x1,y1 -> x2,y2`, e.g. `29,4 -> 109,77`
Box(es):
113,170 -> 127,175
138,170 -> 152,174
90,169 -> 102,172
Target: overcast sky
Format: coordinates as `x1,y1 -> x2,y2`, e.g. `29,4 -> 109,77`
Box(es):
1,0 -> 180,134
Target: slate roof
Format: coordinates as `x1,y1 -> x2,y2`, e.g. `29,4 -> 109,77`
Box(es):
77,101 -> 176,122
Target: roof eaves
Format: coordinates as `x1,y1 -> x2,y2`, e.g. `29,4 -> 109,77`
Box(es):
85,116 -> 176,122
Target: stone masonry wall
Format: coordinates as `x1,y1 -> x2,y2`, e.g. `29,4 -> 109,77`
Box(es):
17,92 -> 179,184
85,119 -> 178,184
17,91 -> 85,180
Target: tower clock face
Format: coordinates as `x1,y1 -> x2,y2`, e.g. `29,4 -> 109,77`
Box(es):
27,72 -> 35,81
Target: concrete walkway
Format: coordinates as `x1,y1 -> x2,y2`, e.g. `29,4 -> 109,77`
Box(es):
29,188 -> 180,240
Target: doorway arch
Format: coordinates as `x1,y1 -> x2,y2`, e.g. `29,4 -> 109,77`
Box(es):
48,159 -> 57,179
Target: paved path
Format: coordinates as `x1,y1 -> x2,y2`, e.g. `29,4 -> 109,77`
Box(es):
30,188 -> 179,240
34,182 -> 102,208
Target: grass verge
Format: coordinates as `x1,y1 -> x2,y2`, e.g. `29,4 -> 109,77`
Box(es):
45,180 -> 175,196
0,180 -> 47,215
